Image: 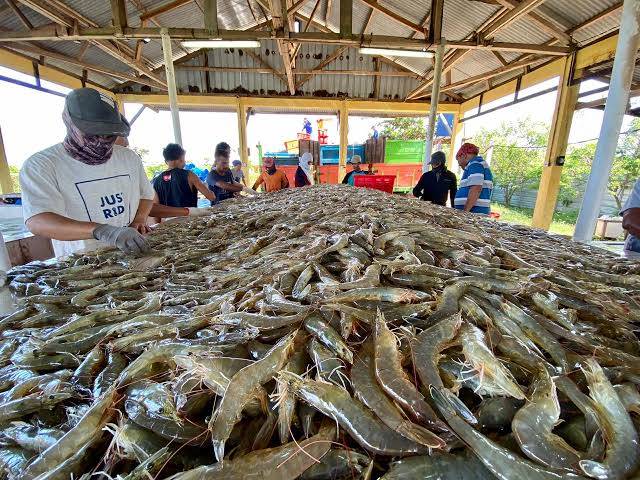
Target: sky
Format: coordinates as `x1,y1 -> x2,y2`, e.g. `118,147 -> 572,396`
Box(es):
0,65 -> 633,170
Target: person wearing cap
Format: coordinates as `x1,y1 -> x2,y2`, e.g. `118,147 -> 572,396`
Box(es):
412,151 -> 457,206
341,155 -> 369,186
230,160 -> 247,186
453,142 -> 494,215
207,142 -> 254,204
150,143 -> 215,219
295,152 -> 314,187
252,157 -> 289,192
19,88 -> 154,257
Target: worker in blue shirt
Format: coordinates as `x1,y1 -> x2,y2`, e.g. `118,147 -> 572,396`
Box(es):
453,142 -> 493,214
302,118 -> 312,135
622,178 -> 640,258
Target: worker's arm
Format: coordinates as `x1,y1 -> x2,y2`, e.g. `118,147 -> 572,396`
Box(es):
189,172 -> 216,202
252,175 -> 264,191
241,174 -> 247,187
412,174 -> 426,198
26,213 -> 98,241
281,172 -> 290,189
341,172 -> 351,185
449,173 -> 458,207
623,208 -> 640,238
129,199 -> 153,234
463,185 -> 482,212
216,179 -> 243,192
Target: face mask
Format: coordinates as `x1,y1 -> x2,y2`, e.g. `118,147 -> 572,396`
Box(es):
62,108 -> 116,165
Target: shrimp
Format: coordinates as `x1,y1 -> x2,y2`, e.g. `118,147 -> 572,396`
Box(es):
578,358 -> 640,479
19,387 -> 117,480
0,390 -> 72,423
277,350 -> 307,444
431,387 -> 587,480
300,449 -> 370,480
303,315 -> 353,363
512,367 -> 581,472
351,340 -> 445,448
292,264 -> 314,299
172,421 -> 335,480
71,345 -> 105,389
93,351 -> 127,398
330,263 -> 381,290
209,332 -> 297,461
373,310 -> 445,430
412,313 -> 477,424
211,311 -> 307,331
0,422 -> 65,453
0,447 -> 31,479
459,322 -> 525,400
381,451 -> 496,480
120,447 -> 171,480
322,287 -> 430,304
278,371 -> 427,456
532,292 -> 576,330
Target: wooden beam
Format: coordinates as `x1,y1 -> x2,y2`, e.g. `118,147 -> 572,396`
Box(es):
140,0 -> 191,21
357,0 -> 425,35
325,0 -> 332,28
203,0 -> 218,35
408,49 -> 470,98
93,40 -> 166,86
493,0 -> 570,44
110,0 -> 128,30
427,0 -> 443,44
492,50 -> 509,66
6,0 -> 33,30
295,44 -> 348,88
340,0 -> 352,37
373,57 -> 380,99
532,55 -> 578,230
287,0 -> 306,17
567,2 -> 623,36
362,8 -> 375,34
438,57 -> 542,93
278,40 -> 295,93
244,49 -> 289,85
3,43 -> 161,87
484,0 -> 548,37
446,40 -> 569,55
0,127 -> 13,194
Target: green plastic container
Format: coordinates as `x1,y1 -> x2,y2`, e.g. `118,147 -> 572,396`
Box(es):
385,140 -> 425,164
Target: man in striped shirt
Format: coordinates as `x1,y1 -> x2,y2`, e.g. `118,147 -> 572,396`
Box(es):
453,143 -> 494,215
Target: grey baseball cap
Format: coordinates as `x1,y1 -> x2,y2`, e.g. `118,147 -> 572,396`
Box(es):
65,88 -> 130,136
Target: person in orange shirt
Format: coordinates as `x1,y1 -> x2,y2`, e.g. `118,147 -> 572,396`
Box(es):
252,157 -> 289,192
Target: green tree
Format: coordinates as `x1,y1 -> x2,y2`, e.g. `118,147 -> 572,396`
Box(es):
145,164 -> 166,180
610,118 -> 640,210
131,146 -> 150,161
378,117 -> 425,141
473,118 -> 548,207
558,143 -> 594,208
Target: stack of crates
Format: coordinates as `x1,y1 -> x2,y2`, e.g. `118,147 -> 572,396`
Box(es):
319,144 -> 365,165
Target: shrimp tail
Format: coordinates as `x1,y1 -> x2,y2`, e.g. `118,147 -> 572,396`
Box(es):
436,390 -> 478,425
398,421 -> 446,448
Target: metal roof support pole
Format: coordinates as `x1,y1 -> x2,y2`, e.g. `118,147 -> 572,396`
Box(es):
161,29 -> 183,146
339,101 -> 349,183
422,42 -> 444,173
573,0 -> 640,242
531,54 -> 579,230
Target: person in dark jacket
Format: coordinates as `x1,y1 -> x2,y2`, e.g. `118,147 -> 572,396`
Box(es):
152,143 -> 215,218
412,151 -> 457,206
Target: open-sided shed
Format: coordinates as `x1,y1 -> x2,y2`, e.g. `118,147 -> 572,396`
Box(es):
0,0 -> 635,240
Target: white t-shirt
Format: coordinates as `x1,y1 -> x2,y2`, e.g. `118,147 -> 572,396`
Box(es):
20,144 -> 154,258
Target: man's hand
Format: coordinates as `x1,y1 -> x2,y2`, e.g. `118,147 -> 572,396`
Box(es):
130,221 -> 152,234
93,224 -> 150,255
242,186 -> 258,195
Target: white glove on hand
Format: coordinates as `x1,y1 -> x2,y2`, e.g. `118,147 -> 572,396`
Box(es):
187,207 -> 211,217
93,224 -> 149,255
242,186 -> 258,195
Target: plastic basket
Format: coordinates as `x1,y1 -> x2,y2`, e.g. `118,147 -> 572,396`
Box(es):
354,174 -> 395,194
297,133 -> 311,140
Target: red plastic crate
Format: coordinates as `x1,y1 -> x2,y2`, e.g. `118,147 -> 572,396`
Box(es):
354,174 -> 396,193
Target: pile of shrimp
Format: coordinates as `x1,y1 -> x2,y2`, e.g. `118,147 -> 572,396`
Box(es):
0,183 -> 639,480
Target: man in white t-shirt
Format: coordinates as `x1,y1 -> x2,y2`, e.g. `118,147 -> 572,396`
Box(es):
20,88 -> 155,258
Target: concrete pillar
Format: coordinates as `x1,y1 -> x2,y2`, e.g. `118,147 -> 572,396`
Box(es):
574,0 -> 640,242
532,55 -> 579,230
161,29 -> 183,146
338,101 -> 349,182
0,126 -> 13,194
423,42 -> 445,173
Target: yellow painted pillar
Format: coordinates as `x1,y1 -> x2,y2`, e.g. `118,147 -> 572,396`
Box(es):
448,112 -> 462,172
115,95 -> 125,117
0,127 -> 13,194
532,56 -> 579,230
236,98 -> 250,183
338,101 -> 348,183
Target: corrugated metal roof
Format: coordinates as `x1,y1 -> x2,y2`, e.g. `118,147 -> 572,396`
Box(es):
0,0 -> 626,102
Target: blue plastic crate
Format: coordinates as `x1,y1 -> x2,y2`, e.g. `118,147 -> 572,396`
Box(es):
320,144 -> 365,165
